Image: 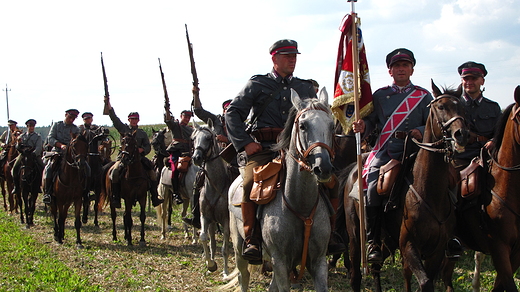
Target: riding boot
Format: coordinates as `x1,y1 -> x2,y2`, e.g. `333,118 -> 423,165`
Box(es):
172,171 -> 183,205
366,205 -> 383,264
111,182 -> 122,208
182,187 -> 201,229
327,197 -> 347,255
43,176 -> 54,204
149,179 -> 164,207
11,172 -> 20,196
242,201 -> 262,265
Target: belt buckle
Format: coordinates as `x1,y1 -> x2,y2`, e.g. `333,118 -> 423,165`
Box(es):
393,131 -> 401,139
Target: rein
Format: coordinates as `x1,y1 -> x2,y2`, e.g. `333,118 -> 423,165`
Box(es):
487,104 -> 520,171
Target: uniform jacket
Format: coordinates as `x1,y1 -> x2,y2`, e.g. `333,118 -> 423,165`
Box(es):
225,69 -> 316,151
193,107 -> 226,137
364,83 -> 433,170
47,121 -> 80,152
18,132 -> 44,157
164,118 -> 193,154
0,127 -> 21,148
109,108 -> 151,156
455,94 -> 501,161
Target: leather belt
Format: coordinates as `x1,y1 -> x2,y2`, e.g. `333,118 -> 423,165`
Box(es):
393,131 -> 407,140
476,135 -> 489,143
252,127 -> 283,142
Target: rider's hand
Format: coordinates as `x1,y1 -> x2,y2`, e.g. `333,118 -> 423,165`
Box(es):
244,142 -> 262,156
138,148 -> 144,154
216,135 -> 228,143
352,119 -> 365,134
409,129 -> 423,142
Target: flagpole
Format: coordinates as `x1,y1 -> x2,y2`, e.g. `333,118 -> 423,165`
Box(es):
348,0 -> 368,275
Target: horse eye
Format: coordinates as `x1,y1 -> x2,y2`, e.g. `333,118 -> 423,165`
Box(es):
299,123 -> 306,131
438,105 -> 445,110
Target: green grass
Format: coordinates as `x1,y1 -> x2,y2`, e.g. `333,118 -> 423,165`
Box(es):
0,211 -> 100,292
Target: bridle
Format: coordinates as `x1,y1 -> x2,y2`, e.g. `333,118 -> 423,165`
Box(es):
66,137 -> 87,169
193,127 -> 220,164
289,106 -> 335,172
412,95 -> 465,163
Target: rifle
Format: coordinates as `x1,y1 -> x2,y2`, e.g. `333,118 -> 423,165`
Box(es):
158,58 -> 172,119
185,24 -> 199,89
101,52 -> 110,115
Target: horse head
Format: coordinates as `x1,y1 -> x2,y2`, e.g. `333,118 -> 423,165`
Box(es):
119,131 -> 139,167
285,87 -> 335,183
67,133 -> 88,170
191,119 -> 218,167
151,127 -> 169,157
429,80 -> 469,156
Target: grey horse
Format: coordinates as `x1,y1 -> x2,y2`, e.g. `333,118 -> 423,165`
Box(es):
191,120 -> 232,277
227,88 -> 334,292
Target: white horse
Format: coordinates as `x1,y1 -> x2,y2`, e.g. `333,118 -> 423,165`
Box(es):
191,120 -> 232,277
228,88 -> 334,292
156,158 -> 199,243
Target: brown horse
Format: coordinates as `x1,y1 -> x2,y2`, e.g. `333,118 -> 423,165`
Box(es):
399,83 -> 468,291
81,130 -> 110,227
454,85 -> 520,292
105,132 -> 149,246
2,134 -> 21,213
340,83 -> 469,291
16,146 -> 43,228
51,133 -> 89,248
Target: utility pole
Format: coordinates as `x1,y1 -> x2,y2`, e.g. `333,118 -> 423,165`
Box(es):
2,84 -> 10,121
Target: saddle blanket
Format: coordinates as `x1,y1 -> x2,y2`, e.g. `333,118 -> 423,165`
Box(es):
160,167 -> 173,186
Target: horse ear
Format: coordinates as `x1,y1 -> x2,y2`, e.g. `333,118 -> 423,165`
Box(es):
152,128 -> 157,133
515,85 -> 520,105
206,118 -> 214,130
290,88 -> 302,111
431,79 -> 442,98
318,87 -> 329,107
193,120 -> 200,130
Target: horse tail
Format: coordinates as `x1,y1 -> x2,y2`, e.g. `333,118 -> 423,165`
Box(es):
98,161 -> 115,211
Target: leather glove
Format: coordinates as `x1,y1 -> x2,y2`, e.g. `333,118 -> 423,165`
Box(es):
409,129 -> 423,142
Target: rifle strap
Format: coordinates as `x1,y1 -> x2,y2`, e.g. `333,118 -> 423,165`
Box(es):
246,83 -> 285,133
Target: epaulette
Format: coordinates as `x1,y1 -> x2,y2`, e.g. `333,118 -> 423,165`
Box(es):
374,85 -> 391,94
414,85 -> 430,94
250,74 -> 269,80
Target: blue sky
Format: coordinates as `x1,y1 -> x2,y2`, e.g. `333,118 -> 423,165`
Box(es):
1,0 -> 519,127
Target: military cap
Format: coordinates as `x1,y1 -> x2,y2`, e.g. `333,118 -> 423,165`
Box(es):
81,112 -> 93,119
222,99 -> 232,110
25,119 -> 36,126
7,120 -> 17,125
458,61 -> 487,78
65,109 -> 80,117
386,48 -> 416,68
181,110 -> 193,117
128,112 -> 140,119
269,39 -> 300,55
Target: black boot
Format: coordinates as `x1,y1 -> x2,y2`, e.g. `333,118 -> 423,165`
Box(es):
366,206 -> 383,264
111,182 -> 121,208
172,171 -> 183,204
242,202 -> 262,265
182,188 -> 201,228
149,180 -> 164,207
327,198 -> 346,255
43,176 -> 53,204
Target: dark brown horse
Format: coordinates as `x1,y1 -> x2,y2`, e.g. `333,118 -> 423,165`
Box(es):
16,146 -> 43,228
399,83 -> 469,291
340,83 -> 469,291
105,132 -> 149,246
81,130 -> 110,227
454,85 -> 520,292
51,133 -> 89,248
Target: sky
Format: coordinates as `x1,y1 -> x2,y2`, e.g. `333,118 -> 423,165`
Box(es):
1,0 -> 519,128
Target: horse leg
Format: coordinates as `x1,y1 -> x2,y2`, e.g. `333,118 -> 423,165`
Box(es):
123,203 -> 133,246
51,204 -> 60,243
400,242 -> 426,292
200,217 -> 217,272
74,199 -> 84,249
308,256 -> 329,292
110,203 -> 118,242
1,179 -> 7,211
269,258 -> 290,292
138,198 -> 146,247
182,200 -> 190,239
472,251 -> 484,292
28,189 -> 37,226
345,199 -> 362,292
423,251 -> 447,291
58,204 -> 69,244
490,245 -> 518,292
222,221 -> 231,278
156,184 -> 167,240
82,190 -> 89,224
19,190 -> 25,225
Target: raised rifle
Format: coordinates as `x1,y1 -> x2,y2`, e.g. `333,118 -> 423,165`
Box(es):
158,58 -> 172,120
101,52 -> 110,115
185,24 -> 198,89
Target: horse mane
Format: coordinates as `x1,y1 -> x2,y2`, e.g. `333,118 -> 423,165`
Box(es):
271,98 -> 331,152
490,103 -> 514,157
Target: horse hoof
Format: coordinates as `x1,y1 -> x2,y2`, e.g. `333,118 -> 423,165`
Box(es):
207,262 -> 218,272
139,241 -> 146,247
77,244 -> 84,249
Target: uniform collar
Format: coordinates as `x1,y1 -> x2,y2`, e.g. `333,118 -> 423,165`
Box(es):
462,92 -> 483,105
391,82 -> 413,94
270,69 -> 293,84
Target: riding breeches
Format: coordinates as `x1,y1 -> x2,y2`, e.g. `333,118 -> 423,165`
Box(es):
110,160 -> 156,184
